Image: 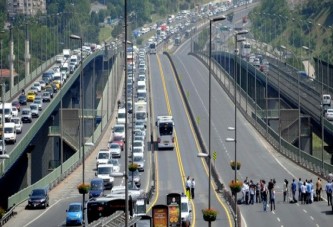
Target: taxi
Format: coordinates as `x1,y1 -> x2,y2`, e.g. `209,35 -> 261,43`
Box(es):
52,81 -> 61,90
27,91 -> 36,102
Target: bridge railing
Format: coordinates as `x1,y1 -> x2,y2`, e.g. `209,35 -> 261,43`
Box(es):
7,51 -> 122,209
193,51 -> 333,178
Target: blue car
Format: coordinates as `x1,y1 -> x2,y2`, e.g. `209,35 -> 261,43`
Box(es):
66,202 -> 83,226
89,178 -> 104,198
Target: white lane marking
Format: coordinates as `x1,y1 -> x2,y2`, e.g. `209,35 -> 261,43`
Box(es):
310,216 -> 314,220
277,217 -> 280,222
316,224 -> 320,227
24,199 -> 62,227
303,209 -> 307,213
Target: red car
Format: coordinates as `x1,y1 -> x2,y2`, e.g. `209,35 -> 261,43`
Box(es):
110,136 -> 124,151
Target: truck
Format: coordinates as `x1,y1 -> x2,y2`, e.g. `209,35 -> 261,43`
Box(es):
134,101 -> 147,125
63,49 -> 71,60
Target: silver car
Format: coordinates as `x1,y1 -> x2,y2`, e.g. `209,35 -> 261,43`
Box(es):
30,104 -> 39,118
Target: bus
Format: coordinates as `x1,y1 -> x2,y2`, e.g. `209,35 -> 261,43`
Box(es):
156,116 -> 175,149
86,197 -> 133,224
240,41 -> 251,59
149,42 -> 156,54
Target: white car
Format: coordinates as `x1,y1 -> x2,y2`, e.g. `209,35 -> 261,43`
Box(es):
107,158 -> 120,172
133,140 -> 145,151
33,82 -> 42,92
132,153 -> 145,172
109,142 -> 121,158
112,124 -> 125,140
11,107 -> 18,117
325,108 -> 333,121
181,194 -> 192,226
11,117 -> 22,134
96,149 -> 111,167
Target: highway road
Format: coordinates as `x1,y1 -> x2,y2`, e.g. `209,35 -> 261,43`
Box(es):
147,53 -> 233,226
172,29 -> 333,226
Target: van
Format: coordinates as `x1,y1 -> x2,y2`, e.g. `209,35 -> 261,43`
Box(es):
137,81 -> 146,91
60,62 -> 69,81
3,122 -> 16,144
70,55 -> 78,68
42,70 -> 54,84
0,103 -> 13,122
322,94 -> 331,106
117,108 -> 126,124
96,164 -> 114,189
89,178 -> 104,198
96,149 -> 112,167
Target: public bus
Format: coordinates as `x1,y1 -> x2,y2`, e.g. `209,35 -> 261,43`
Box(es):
86,197 -> 133,224
240,41 -> 251,59
156,116 -> 175,149
149,42 -> 156,54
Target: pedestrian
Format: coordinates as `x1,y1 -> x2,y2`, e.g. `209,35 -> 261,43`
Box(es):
301,182 -> 307,204
316,177 -> 322,201
117,100 -> 121,109
283,179 -> 288,202
186,176 -> 191,199
270,189 -> 276,211
249,184 -> 255,205
191,178 -> 195,199
325,180 -> 333,206
298,178 -> 303,201
255,182 -> 261,203
268,179 -> 274,201
261,180 -> 268,212
306,180 -> 312,204
291,179 -> 297,202
21,89 -> 25,95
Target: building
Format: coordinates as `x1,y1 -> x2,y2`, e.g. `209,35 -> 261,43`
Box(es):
7,0 -> 46,17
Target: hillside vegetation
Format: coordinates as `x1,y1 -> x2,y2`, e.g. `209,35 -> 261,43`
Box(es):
249,0 -> 333,65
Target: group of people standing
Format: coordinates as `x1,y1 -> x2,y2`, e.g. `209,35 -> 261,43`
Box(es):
186,176 -> 195,199
240,176 -> 333,212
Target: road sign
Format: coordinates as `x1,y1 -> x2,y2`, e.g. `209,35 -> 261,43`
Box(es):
212,151 -> 217,161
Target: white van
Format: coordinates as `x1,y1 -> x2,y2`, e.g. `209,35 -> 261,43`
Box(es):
137,81 -> 146,91
117,108 -> 126,124
3,122 -> 16,144
70,55 -> 78,68
322,94 -> 331,106
0,103 -> 13,122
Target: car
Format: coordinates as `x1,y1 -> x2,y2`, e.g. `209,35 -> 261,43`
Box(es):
127,100 -> 133,114
33,98 -> 43,111
50,83 -> 58,93
109,183 -> 144,201
42,92 -> 51,102
65,202 -> 83,226
11,100 -> 21,112
133,129 -> 145,139
27,188 -> 49,209
133,140 -> 145,151
39,80 -> 46,90
134,135 -> 145,143
45,86 -> 54,98
96,149 -> 111,167
112,124 -> 125,140
128,169 -> 141,188
181,194 -> 192,226
33,82 -> 42,92
30,86 -> 39,95
11,117 -> 22,134
111,136 -> 124,151
30,104 -> 39,118
325,108 -> 333,121
21,108 -> 32,123
11,106 -> 18,117
107,158 -> 121,172
52,80 -> 61,90
18,95 -> 27,105
89,178 -> 104,198
134,122 -> 146,137
132,153 -> 145,172
27,91 -> 36,102
131,146 -> 144,156
109,142 -> 121,158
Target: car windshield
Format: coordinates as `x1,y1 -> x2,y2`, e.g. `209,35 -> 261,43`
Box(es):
91,182 -> 103,190
22,110 -> 30,115
110,144 -> 119,149
98,153 -> 109,159
136,113 -> 146,120
4,127 -> 14,133
109,159 -> 118,165
98,167 -> 112,174
133,148 -> 142,153
113,137 -> 122,142
68,204 -> 81,212
30,105 -> 37,110
43,93 -> 49,97
133,156 -> 143,162
11,119 -> 19,124
32,189 -> 45,196
114,127 -> 124,132
133,142 -> 142,147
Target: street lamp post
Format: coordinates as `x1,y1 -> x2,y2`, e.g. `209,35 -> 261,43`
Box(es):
69,34 -> 94,225
205,15 -> 225,227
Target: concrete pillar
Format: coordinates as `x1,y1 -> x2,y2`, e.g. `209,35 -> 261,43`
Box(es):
27,151 -> 31,186
8,26 -> 15,90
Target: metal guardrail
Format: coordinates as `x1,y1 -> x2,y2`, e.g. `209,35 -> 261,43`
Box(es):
2,51 -> 104,175
7,51 -> 121,209
0,205 -> 16,227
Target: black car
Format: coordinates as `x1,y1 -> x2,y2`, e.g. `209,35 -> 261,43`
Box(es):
27,188 -> 49,209
18,95 -> 27,105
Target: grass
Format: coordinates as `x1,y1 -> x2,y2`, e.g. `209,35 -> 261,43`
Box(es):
98,26 -> 113,43
312,133 -> 331,163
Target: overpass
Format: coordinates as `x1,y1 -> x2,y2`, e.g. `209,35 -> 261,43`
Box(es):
0,45 -> 123,209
